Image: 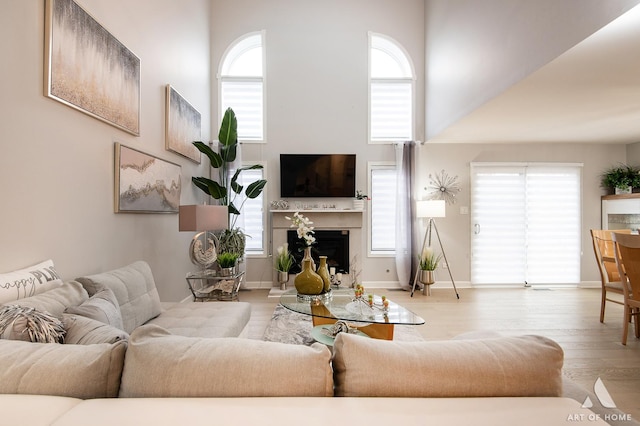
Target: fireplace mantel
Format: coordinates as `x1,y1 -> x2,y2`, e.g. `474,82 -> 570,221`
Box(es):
270,209 -> 363,230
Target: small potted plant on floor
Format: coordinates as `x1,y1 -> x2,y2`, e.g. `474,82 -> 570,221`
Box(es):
275,243 -> 294,290
418,247 -> 441,295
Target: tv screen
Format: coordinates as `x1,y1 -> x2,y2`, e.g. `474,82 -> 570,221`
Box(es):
280,154 -> 356,197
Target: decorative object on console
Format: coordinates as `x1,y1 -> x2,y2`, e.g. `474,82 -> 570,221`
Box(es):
179,204 -> 229,270
191,107 -> 267,257
411,200 -> 459,299
270,200 -> 289,210
426,169 -> 461,205
165,85 -> 201,163
44,0 -> 141,136
115,143 -> 181,214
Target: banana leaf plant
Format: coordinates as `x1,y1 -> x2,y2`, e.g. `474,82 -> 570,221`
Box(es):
192,107 -> 267,231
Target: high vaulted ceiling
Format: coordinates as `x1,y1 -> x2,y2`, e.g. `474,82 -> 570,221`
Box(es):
429,4 -> 640,144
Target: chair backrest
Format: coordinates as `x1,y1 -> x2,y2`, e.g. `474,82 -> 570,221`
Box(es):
611,232 -> 640,302
590,229 -> 632,284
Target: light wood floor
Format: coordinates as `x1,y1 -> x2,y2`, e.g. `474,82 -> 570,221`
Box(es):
239,286 -> 639,419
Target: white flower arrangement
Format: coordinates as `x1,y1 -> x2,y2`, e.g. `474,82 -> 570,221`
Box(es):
285,211 -> 316,247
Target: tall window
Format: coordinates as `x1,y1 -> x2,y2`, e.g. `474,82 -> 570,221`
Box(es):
230,164 -> 266,254
219,31 -> 265,142
369,33 -> 414,143
471,163 -> 582,285
369,163 -> 397,254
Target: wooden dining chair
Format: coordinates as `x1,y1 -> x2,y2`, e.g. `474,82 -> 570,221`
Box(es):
611,232 -> 640,345
590,229 -> 632,322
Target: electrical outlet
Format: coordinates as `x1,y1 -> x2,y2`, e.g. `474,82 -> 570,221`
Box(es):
460,206 -> 469,215
441,262 -> 448,269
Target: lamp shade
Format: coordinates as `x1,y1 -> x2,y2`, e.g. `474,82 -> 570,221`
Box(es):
179,205 -> 229,232
416,200 -> 446,218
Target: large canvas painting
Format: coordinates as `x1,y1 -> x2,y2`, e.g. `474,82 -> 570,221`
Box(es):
166,85 -> 201,163
45,0 -> 141,136
115,143 -> 181,213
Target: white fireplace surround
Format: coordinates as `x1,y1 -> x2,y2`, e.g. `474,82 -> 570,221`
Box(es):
270,209 -> 364,287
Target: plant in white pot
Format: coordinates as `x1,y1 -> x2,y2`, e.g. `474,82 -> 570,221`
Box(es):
353,190 -> 370,210
192,108 -> 267,258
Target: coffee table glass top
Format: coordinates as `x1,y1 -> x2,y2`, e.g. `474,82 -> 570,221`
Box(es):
279,289 -> 425,325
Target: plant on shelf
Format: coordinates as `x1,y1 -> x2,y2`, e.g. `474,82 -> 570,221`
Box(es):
275,243 -> 294,273
192,107 -> 267,256
419,247 -> 442,271
217,252 -> 239,269
601,164 -> 640,192
355,190 -> 370,200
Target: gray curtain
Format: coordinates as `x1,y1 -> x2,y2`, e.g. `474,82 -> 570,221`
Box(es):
394,141 -> 417,290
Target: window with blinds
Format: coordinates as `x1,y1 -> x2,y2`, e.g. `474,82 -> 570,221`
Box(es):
369,164 -> 397,254
470,163 -> 582,285
369,33 -> 414,143
219,32 -> 265,142
231,166 -> 265,254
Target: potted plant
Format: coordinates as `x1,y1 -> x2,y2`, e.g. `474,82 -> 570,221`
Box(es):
275,243 -> 295,290
601,164 -> 640,194
353,190 -> 370,210
192,108 -> 267,257
418,247 -> 441,295
217,252 -> 239,276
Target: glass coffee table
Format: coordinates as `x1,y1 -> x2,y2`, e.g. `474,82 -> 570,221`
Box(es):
279,288 -> 424,340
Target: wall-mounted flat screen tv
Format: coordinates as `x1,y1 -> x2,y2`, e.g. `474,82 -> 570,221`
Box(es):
280,154 -> 356,197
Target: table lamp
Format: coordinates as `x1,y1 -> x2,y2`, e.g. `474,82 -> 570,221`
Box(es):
179,205 -> 229,269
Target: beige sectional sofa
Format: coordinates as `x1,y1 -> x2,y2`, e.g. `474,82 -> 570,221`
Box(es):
0,261 -> 619,425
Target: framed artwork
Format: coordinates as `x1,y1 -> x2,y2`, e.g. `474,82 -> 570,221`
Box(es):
165,85 -> 201,163
114,143 -> 181,214
44,0 -> 141,136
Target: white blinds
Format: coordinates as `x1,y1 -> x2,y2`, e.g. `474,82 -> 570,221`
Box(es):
220,79 -> 263,141
233,168 -> 264,253
370,81 -> 412,142
471,163 -> 581,285
370,167 -> 397,252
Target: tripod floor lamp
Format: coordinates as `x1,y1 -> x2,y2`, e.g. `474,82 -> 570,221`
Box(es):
411,200 -> 460,299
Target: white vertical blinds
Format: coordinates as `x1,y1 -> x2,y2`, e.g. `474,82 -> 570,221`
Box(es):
234,168 -> 264,253
370,166 -> 397,252
471,163 -> 581,285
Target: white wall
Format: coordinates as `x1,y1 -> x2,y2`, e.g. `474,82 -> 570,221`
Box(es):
0,0 -> 211,301
210,0 -> 426,287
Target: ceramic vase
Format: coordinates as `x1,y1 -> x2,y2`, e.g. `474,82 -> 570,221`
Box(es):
294,258 -> 324,295
317,256 -> 331,293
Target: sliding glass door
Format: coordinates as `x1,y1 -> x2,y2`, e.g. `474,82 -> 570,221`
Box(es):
470,163 -> 582,286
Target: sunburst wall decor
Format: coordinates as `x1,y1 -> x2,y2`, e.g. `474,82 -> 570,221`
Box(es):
425,169 -> 461,205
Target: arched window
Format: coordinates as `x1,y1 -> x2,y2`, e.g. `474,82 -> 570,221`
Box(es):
369,33 -> 415,143
218,31 -> 265,142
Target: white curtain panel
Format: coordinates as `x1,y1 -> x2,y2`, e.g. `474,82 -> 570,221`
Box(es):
394,142 -> 415,290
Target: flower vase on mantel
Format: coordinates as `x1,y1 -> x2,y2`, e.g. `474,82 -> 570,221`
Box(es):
317,256 -> 331,293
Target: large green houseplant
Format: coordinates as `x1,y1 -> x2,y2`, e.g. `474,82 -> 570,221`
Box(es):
601,164 -> 640,193
192,108 -> 267,256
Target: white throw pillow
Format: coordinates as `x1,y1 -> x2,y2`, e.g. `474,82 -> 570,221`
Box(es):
0,260 -> 62,304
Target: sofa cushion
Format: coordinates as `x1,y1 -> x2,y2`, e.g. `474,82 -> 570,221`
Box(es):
65,288 -> 124,331
332,333 -> 564,397
62,314 -> 129,345
4,281 -> 89,319
76,261 -> 161,334
145,301 -> 251,338
0,305 -> 66,343
119,325 -> 334,398
0,259 -> 62,304
0,339 -> 126,399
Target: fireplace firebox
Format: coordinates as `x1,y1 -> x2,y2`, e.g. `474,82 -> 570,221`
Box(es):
287,230 -> 349,274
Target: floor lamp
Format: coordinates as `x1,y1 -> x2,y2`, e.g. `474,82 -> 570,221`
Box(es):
411,200 -> 460,299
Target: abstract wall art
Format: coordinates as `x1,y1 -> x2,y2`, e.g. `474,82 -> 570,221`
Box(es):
114,143 -> 181,213
166,85 -> 201,163
45,0 -> 141,135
